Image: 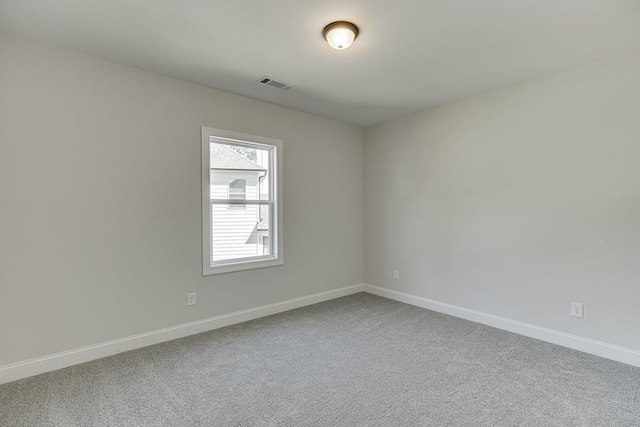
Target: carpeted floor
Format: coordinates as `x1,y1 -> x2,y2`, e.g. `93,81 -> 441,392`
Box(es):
1,293 -> 640,426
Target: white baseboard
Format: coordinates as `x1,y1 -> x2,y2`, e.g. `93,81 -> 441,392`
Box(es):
363,284 -> 640,368
0,284 -> 365,385
5,282 -> 637,385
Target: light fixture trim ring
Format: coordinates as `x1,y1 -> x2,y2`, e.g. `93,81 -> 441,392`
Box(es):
322,21 -> 359,48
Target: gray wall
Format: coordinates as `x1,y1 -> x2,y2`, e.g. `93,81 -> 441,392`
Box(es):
0,34 -> 363,366
364,52 -> 640,350
3,31 -> 639,367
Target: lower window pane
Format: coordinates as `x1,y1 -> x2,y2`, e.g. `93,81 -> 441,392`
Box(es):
211,204 -> 271,263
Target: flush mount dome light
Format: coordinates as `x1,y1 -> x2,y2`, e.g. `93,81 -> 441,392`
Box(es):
322,21 -> 359,50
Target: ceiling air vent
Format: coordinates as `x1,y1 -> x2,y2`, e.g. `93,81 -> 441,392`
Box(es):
257,76 -> 295,91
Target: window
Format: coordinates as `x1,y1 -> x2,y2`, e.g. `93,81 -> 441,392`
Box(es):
202,127 -> 283,275
228,179 -> 246,209
228,179 -> 246,201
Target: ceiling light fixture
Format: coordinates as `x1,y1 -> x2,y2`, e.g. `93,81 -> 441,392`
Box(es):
322,21 -> 359,50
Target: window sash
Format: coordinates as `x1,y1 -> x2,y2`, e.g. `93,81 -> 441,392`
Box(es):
210,137 -> 274,203
210,203 -> 275,266
211,199 -> 271,205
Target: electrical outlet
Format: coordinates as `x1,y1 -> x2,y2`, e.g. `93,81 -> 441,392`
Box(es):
571,302 -> 583,318
393,270 -> 399,280
187,292 -> 196,306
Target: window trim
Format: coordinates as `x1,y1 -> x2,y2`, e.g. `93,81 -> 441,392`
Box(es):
202,126 -> 283,275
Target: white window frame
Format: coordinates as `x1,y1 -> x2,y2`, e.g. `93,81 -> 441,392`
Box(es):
202,127 -> 283,275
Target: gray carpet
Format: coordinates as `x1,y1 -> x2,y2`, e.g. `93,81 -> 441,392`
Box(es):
1,293 -> 640,426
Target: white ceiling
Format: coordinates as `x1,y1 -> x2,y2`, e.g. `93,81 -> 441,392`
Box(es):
1,0 -> 639,127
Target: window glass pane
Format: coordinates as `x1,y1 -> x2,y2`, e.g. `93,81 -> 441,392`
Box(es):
209,141 -> 270,201
211,204 -> 272,263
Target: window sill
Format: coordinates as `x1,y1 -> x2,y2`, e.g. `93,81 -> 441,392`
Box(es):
203,257 -> 283,276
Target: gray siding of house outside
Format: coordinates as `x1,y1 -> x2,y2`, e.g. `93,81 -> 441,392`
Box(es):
210,170 -> 261,261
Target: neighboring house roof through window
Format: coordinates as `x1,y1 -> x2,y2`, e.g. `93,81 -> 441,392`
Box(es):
209,143 -> 266,171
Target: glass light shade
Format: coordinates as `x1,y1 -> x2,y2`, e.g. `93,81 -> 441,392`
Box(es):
323,21 -> 359,50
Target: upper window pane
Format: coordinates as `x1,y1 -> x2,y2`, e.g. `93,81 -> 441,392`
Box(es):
209,141 -> 270,201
